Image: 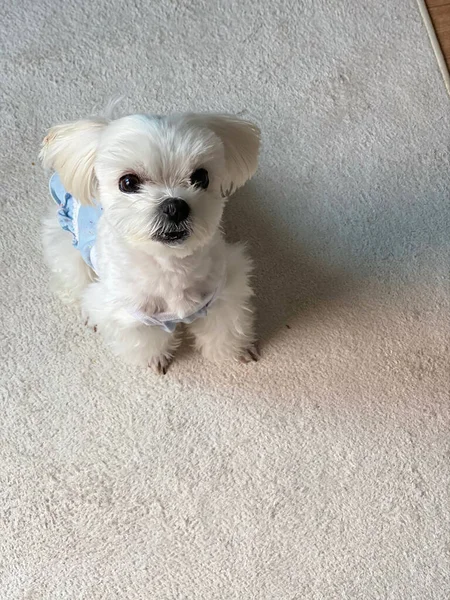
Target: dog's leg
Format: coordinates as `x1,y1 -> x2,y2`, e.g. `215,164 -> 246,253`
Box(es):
189,243 -> 257,363
82,281 -> 178,372
113,323 -> 177,374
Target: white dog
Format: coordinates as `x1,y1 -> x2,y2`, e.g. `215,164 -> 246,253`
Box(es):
40,111 -> 260,373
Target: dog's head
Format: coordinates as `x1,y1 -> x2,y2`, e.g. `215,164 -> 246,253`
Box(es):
40,113 -> 260,256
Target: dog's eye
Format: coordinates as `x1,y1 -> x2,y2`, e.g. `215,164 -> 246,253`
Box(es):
119,174 -> 141,194
190,168 -> 209,189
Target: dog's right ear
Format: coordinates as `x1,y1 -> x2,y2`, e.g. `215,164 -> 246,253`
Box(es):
40,118 -> 107,205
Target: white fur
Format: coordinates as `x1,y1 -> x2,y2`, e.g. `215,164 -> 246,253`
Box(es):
40,112 -> 260,371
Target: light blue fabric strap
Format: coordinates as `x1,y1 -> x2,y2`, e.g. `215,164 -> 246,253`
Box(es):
127,274 -> 224,333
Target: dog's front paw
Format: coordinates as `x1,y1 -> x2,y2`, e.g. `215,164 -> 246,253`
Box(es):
148,354 -> 173,375
239,342 -> 260,364
84,317 -> 97,333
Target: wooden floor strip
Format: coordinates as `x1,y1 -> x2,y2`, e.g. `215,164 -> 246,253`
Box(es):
420,0 -> 450,95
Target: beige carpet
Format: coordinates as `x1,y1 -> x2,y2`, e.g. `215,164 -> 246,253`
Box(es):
1,0 -> 450,598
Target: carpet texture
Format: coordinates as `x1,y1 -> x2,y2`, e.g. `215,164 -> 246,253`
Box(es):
1,1 -> 450,598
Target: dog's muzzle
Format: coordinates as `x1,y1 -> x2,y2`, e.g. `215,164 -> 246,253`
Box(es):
153,197 -> 191,244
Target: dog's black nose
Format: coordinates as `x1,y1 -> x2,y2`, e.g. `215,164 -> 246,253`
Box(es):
159,198 -> 190,224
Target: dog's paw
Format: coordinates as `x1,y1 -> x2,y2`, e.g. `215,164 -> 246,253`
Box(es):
84,317 -> 97,333
148,354 -> 173,375
239,342 -> 260,364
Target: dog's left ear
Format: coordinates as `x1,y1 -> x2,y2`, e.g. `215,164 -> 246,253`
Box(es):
40,118 -> 107,205
189,114 -> 261,197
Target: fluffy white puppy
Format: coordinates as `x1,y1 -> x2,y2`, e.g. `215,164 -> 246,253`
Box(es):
40,112 -> 260,373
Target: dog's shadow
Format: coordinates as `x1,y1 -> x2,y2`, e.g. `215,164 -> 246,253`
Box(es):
223,182 -> 355,344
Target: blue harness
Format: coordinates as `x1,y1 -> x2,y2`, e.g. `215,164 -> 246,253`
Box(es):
49,173 -> 221,333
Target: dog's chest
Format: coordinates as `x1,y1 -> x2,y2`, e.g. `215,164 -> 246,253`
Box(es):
130,254 -> 215,317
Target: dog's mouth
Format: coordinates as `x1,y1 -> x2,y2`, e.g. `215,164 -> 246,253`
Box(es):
152,228 -> 190,245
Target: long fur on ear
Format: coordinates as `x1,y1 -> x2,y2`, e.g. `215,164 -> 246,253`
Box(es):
187,114 -> 260,197
40,118 -> 107,205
